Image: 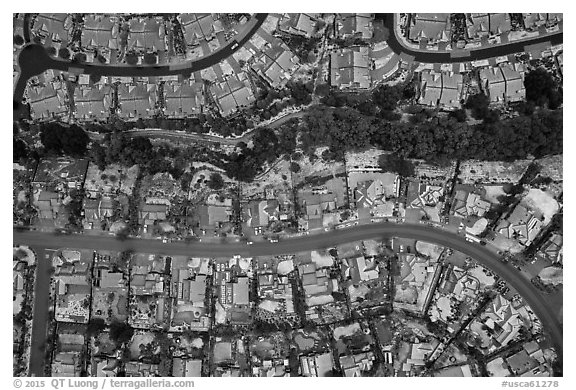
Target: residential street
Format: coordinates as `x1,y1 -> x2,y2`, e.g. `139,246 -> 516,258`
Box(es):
13,14 -> 269,103
27,248 -> 52,377
15,221 -> 562,374
381,14 -> 562,63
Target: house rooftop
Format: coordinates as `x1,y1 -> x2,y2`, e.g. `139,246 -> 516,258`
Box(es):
467,13 -> 511,39
33,14 -> 70,42
409,14 -> 450,43
129,17 -> 165,51
337,14 -> 373,40
82,15 -> 118,49
330,47 -> 371,89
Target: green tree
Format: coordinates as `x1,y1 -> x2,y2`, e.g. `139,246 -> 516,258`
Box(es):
378,153 -> 415,177
109,321 -> 134,345
207,172 -> 225,190
524,67 -> 562,109
87,318 -> 106,336
290,162 -> 301,173
58,48 -> 70,59
13,138 -> 28,162
143,52 -> 157,65
449,108 -> 468,122
90,143 -> 107,170
465,93 -> 490,120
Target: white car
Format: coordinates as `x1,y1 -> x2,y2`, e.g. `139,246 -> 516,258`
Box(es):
247,241 -> 254,245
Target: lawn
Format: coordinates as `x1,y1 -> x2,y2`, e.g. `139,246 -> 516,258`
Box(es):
333,322 -> 361,339
293,332 -> 315,352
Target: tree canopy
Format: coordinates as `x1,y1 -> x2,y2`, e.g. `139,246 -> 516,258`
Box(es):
40,123 -> 90,156
207,172 -> 225,190
109,321 -> 134,345
13,138 -> 28,162
465,93 -> 490,120
524,67 -> 563,110
378,153 -> 415,177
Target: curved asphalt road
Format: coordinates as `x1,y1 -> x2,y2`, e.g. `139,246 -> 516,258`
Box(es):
381,14 -> 563,63
13,14 -> 268,103
14,222 -> 562,358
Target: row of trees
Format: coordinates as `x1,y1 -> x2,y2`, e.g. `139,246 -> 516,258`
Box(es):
298,103 -> 562,166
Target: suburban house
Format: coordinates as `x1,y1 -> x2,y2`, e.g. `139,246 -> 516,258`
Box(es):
217,276 -> 249,306
298,262 -> 338,306
33,14 -> 71,42
255,46 -> 300,88
466,13 -> 511,39
251,30 -> 300,88
300,353 -> 334,377
209,73 -> 255,117
32,158 -> 89,227
451,189 -> 491,219
83,196 -> 114,229
139,203 -> 168,226
172,358 -> 202,377
243,199 -> 280,231
299,190 -> 338,229
523,13 -> 562,30
278,13 -> 317,38
117,82 -> 157,118
163,80 -> 204,117
336,14 -> 373,40
537,233 -> 563,264
419,70 -> 463,109
32,158 -> 89,191
170,261 -> 210,331
52,352 -> 82,377
506,341 -> 552,377
82,15 -> 119,50
341,256 -> 379,285
53,250 -> 92,324
128,17 -> 166,52
407,180 -> 444,209
468,295 -> 530,353
352,173 -> 400,215
340,351 -> 376,377
91,358 -> 120,377
496,204 -> 544,246
330,47 -> 371,90
479,63 -> 526,103
74,85 -> 112,120
255,256 -> 297,321
409,14 -> 451,44
129,255 -> 170,329
91,262 -> 129,324
124,362 -> 159,377
28,85 -> 68,120
179,14 -> 223,45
